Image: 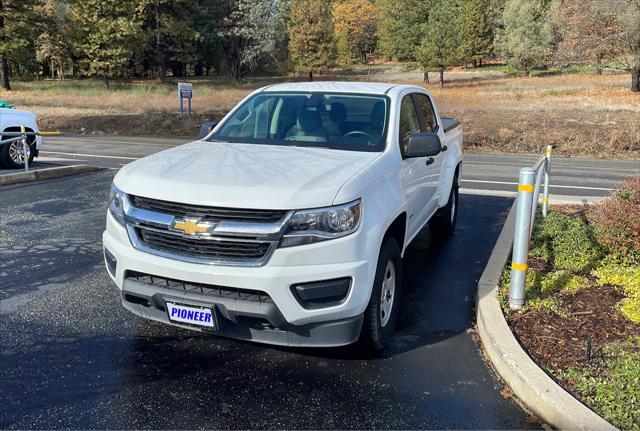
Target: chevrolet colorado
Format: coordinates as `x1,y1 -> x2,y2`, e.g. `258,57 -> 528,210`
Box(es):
103,82 -> 463,350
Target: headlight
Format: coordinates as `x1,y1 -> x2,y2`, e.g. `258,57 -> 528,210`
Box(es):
108,184 -> 126,225
280,199 -> 361,248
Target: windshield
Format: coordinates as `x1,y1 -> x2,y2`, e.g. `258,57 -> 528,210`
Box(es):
211,92 -> 389,152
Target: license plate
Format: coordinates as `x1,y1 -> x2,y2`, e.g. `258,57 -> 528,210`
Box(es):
166,302 -> 216,329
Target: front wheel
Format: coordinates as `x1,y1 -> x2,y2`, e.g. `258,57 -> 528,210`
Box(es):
428,175 -> 459,239
360,237 -> 403,352
0,136 -> 36,169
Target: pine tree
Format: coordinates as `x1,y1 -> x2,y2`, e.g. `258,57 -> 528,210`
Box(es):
416,0 -> 463,87
500,0 -> 553,75
0,0 -> 44,89
136,0 -> 196,81
460,0 -> 495,67
288,0 -> 335,80
376,0 -> 431,61
70,0 -> 142,87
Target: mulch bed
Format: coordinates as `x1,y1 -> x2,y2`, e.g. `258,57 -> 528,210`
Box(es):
507,284 -> 640,370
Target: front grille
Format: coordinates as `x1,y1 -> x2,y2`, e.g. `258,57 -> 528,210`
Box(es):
126,271 -> 273,303
129,195 -> 287,222
136,228 -> 272,262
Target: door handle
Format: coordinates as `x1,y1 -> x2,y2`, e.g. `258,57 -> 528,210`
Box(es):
426,157 -> 435,166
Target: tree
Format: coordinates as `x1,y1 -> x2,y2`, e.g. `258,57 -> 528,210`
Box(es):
499,0 -> 553,75
460,0 -> 495,67
416,0 -> 463,87
70,0 -> 142,87
0,0 -> 43,89
592,0 -> 640,92
376,0 -> 431,61
214,0 -> 288,80
36,0 -> 73,80
332,0 -> 377,63
136,0 -> 196,81
288,0 -> 335,80
550,0 -> 622,75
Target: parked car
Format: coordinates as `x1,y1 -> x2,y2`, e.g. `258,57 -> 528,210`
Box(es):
103,82 -> 463,350
0,107 -> 42,168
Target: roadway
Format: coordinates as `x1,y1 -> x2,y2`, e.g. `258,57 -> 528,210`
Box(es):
38,134 -> 639,198
1,170 -> 537,429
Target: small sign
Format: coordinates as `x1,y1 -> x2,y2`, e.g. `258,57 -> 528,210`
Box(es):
178,82 -> 193,99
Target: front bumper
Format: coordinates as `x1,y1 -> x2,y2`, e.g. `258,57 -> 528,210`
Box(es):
103,211 -> 379,347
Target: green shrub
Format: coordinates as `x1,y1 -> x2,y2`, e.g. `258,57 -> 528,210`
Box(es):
594,261 -> 640,324
530,211 -> 602,272
589,176 -> 640,265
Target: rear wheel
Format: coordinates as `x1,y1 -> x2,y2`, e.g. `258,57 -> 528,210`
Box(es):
0,134 -> 36,169
429,174 -> 459,239
360,237 -> 403,352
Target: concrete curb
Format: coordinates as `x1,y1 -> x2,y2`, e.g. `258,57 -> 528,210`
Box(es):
476,202 -> 618,431
0,164 -> 100,186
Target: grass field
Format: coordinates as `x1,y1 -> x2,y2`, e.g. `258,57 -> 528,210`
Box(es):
1,66 -> 639,158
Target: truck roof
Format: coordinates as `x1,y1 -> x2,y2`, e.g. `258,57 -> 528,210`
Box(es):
261,81 -> 409,95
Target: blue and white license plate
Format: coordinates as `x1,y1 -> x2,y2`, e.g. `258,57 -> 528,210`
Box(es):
166,302 -> 216,329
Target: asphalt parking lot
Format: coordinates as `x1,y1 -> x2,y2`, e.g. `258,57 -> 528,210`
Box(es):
0,170 -> 540,429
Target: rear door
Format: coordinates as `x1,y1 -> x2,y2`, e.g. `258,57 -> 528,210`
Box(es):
413,93 -> 444,215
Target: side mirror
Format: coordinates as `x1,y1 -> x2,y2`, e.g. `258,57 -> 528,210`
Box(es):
199,121 -> 217,139
405,132 -> 442,158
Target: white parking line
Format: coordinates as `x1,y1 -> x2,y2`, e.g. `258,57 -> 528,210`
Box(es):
40,151 -> 139,160
43,137 -> 178,147
465,160 -> 639,173
461,179 -> 614,191
460,188 -> 606,204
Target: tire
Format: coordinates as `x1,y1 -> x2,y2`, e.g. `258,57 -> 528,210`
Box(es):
0,134 -> 36,169
429,174 -> 459,239
360,237 -> 403,352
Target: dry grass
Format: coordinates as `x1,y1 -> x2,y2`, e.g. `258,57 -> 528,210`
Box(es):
1,70 -> 639,157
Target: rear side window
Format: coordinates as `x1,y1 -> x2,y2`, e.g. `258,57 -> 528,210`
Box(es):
414,94 -> 438,133
398,95 -> 421,156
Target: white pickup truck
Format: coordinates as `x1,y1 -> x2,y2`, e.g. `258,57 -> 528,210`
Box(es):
103,82 -> 462,350
0,107 -> 42,168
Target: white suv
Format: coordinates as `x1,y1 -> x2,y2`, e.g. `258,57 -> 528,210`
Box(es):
103,82 -> 462,350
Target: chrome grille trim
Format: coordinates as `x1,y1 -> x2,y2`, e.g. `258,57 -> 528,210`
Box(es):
122,194 -> 291,267
128,195 -> 287,222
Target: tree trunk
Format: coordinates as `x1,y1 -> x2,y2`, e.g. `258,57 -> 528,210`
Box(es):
103,77 -> 110,89
473,59 -> 478,68
479,59 -> 483,67
308,71 -> 314,82
439,68 -> 444,88
423,70 -> 429,84
194,64 -> 203,76
50,59 -> 55,79
158,63 -> 166,82
596,55 -> 603,76
632,67 -> 640,92
0,54 -> 10,90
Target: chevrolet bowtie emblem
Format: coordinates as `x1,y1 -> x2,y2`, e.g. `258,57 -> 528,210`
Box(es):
171,217 -> 216,236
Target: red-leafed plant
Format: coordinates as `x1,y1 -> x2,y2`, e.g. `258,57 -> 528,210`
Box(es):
588,176 -> 640,264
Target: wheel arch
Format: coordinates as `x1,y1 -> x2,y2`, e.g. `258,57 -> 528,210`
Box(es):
383,212 -> 407,255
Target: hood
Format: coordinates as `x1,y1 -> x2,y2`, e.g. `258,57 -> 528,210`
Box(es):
115,141 -> 380,209
1,108 -> 37,120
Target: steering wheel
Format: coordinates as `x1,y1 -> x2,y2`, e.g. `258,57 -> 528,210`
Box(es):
343,130 -> 376,144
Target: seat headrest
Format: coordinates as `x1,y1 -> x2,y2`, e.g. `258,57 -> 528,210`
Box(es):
298,107 -> 322,132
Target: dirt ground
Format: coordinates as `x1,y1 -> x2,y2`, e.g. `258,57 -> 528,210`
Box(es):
2,66 -> 639,158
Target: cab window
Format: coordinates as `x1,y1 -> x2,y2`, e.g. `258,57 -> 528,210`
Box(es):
398,95 -> 421,156
414,93 -> 438,133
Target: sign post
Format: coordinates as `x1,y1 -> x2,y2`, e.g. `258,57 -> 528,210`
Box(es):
178,82 -> 193,115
